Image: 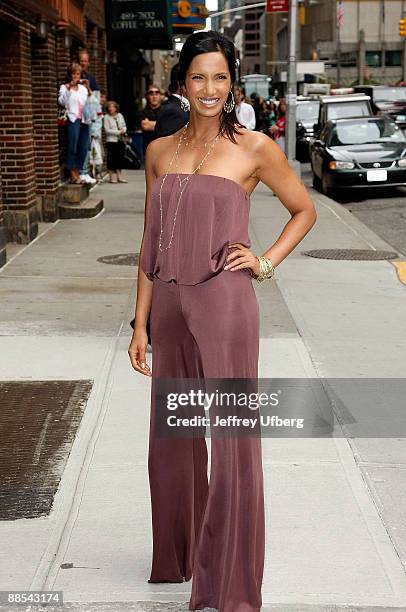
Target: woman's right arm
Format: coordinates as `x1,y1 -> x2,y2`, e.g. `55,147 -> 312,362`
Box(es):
127,139 -> 159,377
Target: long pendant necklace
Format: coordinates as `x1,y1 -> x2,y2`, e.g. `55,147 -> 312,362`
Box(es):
158,123 -> 221,252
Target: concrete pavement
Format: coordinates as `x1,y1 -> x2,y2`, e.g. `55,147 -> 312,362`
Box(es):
1,170 -> 406,611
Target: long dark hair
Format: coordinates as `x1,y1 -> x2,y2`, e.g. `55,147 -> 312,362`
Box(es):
178,30 -> 244,143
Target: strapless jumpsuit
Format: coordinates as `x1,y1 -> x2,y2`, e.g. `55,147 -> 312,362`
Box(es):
140,173 -> 265,612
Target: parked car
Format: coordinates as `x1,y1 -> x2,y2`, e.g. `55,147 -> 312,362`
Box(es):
296,97 -> 320,161
310,116 -> 406,197
353,85 -> 406,130
312,93 -> 373,139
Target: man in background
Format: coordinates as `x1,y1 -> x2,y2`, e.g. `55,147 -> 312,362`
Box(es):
140,84 -> 162,154
78,48 -> 99,183
235,85 -> 256,130
78,49 -> 100,92
154,63 -> 189,138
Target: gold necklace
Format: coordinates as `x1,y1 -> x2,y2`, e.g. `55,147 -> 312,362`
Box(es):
158,123 -> 221,252
183,129 -> 220,150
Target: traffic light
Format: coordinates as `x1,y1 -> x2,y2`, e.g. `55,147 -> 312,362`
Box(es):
399,17 -> 406,37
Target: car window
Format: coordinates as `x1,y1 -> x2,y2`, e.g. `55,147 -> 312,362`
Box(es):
296,102 -> 320,122
326,101 -> 371,120
374,88 -> 406,103
329,120 -> 406,145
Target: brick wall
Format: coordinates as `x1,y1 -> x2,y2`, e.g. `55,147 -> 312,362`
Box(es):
0,173 -> 6,267
0,0 -> 107,254
97,29 -> 107,92
0,21 -> 39,244
31,31 -> 61,222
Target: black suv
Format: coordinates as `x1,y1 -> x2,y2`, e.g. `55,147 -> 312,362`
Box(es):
353,85 -> 406,130
313,93 -> 373,138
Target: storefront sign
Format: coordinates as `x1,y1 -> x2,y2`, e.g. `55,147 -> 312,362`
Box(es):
107,0 -> 173,49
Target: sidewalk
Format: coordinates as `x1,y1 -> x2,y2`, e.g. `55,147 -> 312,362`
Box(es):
1,170 -> 406,611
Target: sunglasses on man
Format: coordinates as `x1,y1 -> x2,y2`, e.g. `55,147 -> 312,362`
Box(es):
147,90 -> 160,95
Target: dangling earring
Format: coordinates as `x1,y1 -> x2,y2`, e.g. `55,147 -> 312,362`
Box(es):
223,90 -> 235,113
180,94 -> 189,112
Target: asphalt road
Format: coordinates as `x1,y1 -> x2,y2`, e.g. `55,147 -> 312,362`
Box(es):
301,163 -> 406,258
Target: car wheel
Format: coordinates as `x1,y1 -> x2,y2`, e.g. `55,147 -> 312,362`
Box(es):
321,174 -> 334,198
312,173 -> 322,192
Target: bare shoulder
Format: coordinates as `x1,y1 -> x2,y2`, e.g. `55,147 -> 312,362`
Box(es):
236,129 -> 281,158
232,129 -> 285,182
147,130 -> 182,175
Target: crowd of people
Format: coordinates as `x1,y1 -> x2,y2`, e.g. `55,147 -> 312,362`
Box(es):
58,48 -> 129,185
58,55 -> 287,184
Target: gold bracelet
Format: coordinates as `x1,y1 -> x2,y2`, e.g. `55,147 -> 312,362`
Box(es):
254,255 -> 275,282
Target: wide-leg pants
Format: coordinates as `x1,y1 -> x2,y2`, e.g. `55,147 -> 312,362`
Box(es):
148,268 -> 265,612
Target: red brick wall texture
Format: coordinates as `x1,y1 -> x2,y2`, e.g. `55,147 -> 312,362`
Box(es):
0,0 -> 107,248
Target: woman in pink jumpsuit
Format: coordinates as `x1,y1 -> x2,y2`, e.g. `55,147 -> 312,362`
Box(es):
142,173 -> 264,611
128,30 -> 317,612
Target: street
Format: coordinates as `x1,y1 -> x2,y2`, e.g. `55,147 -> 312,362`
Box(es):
302,162 -> 406,257
1,171 -> 406,611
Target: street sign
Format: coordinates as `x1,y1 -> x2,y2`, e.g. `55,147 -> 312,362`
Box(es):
266,0 -> 288,13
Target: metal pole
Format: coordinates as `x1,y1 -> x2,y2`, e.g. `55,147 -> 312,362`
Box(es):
336,33 -> 340,85
286,0 -> 298,162
403,0 -> 406,81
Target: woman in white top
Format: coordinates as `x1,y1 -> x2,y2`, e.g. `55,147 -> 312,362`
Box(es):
58,63 -> 94,184
103,101 -> 128,183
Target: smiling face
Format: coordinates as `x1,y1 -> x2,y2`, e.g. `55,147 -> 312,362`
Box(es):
71,69 -> 81,84
183,51 -> 232,117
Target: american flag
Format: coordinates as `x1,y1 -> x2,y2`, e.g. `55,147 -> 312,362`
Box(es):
336,0 -> 344,27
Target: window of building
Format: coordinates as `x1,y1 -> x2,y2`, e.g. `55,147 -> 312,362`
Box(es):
366,51 -> 381,67
385,50 -> 401,66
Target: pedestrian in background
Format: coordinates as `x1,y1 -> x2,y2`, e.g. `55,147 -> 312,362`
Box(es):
103,101 -> 128,183
140,84 -> 162,154
89,90 -> 107,181
257,97 -> 271,134
250,91 -> 261,130
58,62 -> 92,184
77,48 -> 100,182
154,63 -> 189,138
78,48 -> 100,93
234,85 -> 256,130
268,100 -> 277,129
270,98 -> 286,152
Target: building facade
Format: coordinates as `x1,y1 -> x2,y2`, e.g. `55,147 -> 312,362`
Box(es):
298,0 -> 405,85
0,0 -> 107,268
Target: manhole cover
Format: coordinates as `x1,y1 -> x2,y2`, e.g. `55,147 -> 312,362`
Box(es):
97,253 -> 139,266
302,249 -> 399,261
0,380 -> 93,520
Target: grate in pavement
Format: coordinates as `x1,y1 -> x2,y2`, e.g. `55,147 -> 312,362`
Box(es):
302,249 -> 399,261
0,380 -> 93,520
97,253 -> 139,266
